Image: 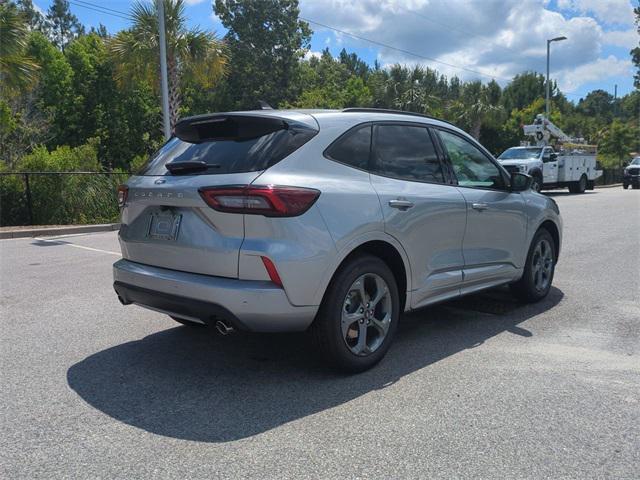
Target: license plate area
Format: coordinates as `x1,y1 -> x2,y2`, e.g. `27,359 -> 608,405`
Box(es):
147,212 -> 182,241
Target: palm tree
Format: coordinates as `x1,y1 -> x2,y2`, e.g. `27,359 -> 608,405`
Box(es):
450,81 -> 503,140
110,0 -> 227,130
0,3 -> 40,93
393,79 -> 441,115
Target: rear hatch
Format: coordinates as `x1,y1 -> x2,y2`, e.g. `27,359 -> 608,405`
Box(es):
118,112 -> 318,278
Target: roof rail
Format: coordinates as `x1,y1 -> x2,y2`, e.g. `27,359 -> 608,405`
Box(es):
341,108 -> 457,127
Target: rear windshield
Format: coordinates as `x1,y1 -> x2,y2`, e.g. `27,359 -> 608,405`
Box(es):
139,118 -> 318,176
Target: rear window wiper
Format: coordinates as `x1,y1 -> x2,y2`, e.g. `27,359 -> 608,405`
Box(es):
165,161 -> 220,174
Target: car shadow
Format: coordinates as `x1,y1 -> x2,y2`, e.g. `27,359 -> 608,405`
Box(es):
67,286 -> 563,443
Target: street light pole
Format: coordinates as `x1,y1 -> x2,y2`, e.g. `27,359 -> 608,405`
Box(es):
158,0 -> 171,141
546,36 -> 567,118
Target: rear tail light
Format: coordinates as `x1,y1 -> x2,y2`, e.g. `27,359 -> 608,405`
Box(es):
261,256 -> 283,288
117,185 -> 128,207
198,185 -> 320,217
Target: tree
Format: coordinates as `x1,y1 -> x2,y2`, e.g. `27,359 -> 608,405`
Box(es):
448,76 -> 461,100
599,120 -> 636,168
27,31 -> 74,145
45,0 -> 84,51
501,72 -> 545,113
0,2 -> 39,92
339,48 -> 369,78
110,0 -> 227,130
577,89 -> 615,120
498,97 -> 545,150
619,90 -> 640,122
16,0 -> 47,32
451,81 -> 504,140
290,49 -> 371,108
89,23 -> 108,38
214,0 -> 311,108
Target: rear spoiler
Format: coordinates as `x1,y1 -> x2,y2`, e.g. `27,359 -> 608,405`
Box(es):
174,114 -> 288,143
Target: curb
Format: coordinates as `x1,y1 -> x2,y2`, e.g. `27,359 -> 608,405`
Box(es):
595,183 -> 622,189
0,223 -> 120,240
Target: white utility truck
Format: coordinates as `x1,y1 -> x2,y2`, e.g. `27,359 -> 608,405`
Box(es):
497,114 -> 602,193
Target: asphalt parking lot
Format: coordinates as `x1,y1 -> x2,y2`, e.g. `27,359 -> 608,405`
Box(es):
1,187 -> 639,479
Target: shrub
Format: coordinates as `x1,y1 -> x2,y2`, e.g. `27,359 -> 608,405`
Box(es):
1,139 -> 129,226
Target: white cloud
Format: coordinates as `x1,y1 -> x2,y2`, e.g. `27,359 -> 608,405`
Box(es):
304,50 -> 323,60
209,11 -> 225,32
556,0 -> 635,26
603,29 -> 639,48
556,55 -> 632,91
300,0 -> 630,92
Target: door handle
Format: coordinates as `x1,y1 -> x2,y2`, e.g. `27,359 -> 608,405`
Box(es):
471,202 -> 489,211
389,199 -> 414,210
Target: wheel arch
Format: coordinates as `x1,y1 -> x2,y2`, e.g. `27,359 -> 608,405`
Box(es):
529,167 -> 543,178
538,220 -> 561,261
314,236 -> 411,312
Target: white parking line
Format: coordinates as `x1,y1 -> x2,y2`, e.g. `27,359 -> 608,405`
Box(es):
39,232 -> 112,240
34,237 -> 121,256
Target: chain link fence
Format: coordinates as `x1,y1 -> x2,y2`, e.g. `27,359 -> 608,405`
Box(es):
595,168 -> 624,186
0,172 -> 129,227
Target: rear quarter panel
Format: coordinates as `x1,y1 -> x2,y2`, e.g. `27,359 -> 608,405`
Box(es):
246,120 -> 403,307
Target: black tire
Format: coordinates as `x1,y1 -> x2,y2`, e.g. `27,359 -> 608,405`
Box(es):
531,172 -> 543,192
569,175 -> 587,193
311,254 -> 400,373
170,315 -> 205,327
510,228 -> 556,303
623,184 -> 628,189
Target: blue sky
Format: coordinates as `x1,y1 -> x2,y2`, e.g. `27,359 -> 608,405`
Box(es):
34,0 -> 638,101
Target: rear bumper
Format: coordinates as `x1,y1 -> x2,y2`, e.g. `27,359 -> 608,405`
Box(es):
113,259 -> 318,332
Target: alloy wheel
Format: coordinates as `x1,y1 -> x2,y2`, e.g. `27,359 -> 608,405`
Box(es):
341,273 -> 392,356
532,238 -> 553,292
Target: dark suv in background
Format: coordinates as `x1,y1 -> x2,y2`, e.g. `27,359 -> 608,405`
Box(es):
623,157 -> 640,189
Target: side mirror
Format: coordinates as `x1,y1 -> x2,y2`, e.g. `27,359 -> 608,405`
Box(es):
510,172 -> 532,192
550,152 -> 558,160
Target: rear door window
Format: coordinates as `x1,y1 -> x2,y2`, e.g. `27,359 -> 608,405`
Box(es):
324,125 -> 372,170
372,124 -> 444,183
140,117 -> 318,176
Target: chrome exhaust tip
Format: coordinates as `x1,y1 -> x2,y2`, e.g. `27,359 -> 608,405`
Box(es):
215,320 -> 234,336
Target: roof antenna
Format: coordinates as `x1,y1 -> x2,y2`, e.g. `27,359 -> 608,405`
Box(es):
258,100 -> 273,110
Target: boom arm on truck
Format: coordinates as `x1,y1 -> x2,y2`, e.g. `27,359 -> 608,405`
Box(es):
523,114 -> 571,146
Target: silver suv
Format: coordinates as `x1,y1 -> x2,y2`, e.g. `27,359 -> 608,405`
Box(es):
113,108 -> 562,372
